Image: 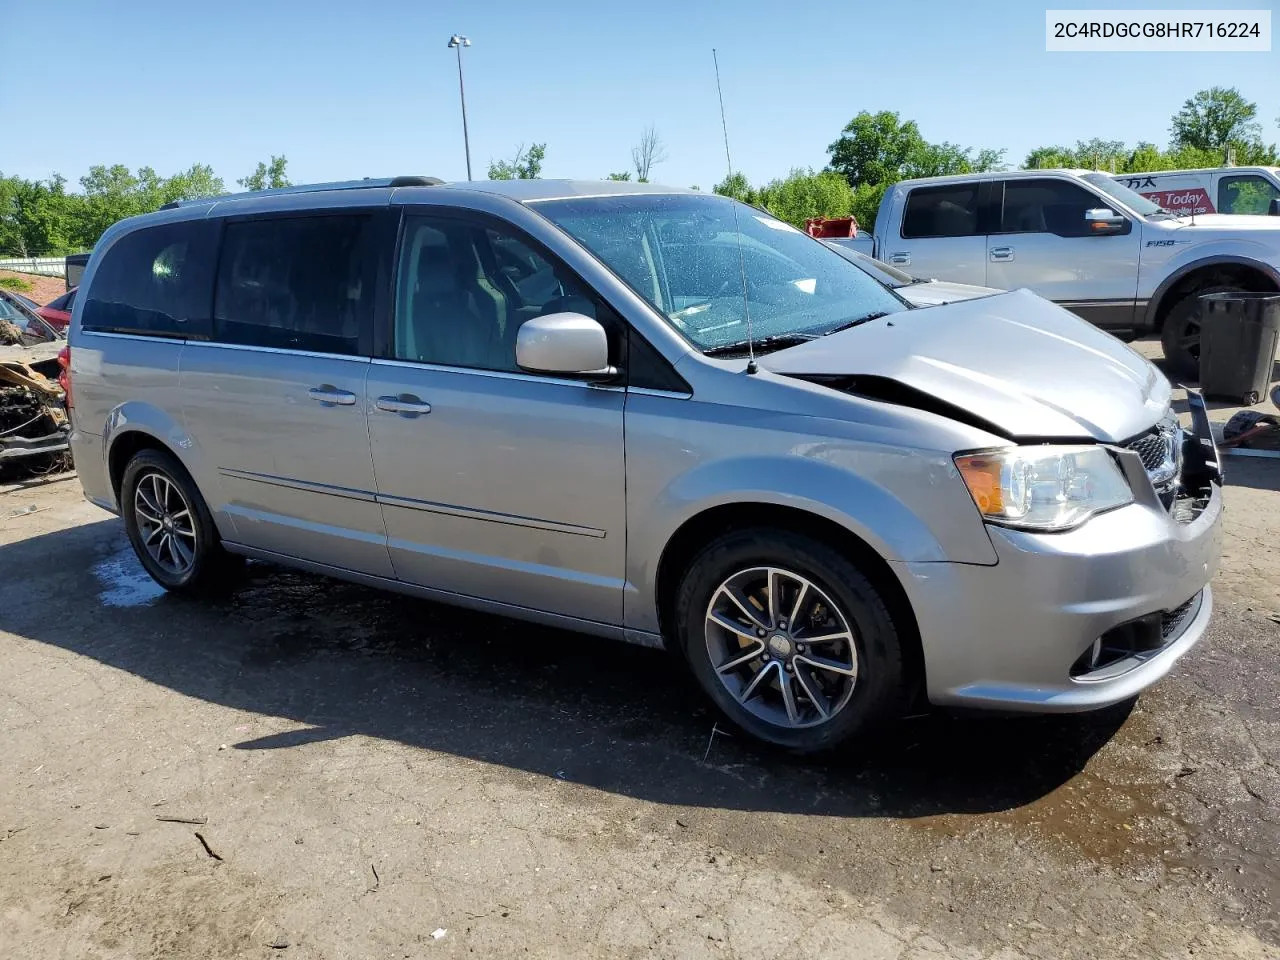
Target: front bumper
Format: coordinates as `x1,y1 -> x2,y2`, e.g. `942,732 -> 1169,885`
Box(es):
895,422 -> 1224,713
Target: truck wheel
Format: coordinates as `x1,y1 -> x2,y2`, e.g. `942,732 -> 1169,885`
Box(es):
120,449 -> 240,596
1161,285 -> 1244,380
674,528 -> 906,754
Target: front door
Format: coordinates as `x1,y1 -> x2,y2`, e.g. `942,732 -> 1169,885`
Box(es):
366,213 -> 626,625
984,177 -> 1141,331
179,211 -> 394,577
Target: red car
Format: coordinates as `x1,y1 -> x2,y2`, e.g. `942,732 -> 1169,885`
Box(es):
37,287 -> 76,330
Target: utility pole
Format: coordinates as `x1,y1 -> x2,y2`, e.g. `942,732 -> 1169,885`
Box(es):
448,34 -> 473,180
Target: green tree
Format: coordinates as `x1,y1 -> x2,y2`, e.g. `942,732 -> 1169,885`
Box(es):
238,155 -> 291,191
0,174 -> 25,256
712,172 -> 759,204
850,183 -> 888,235
164,164 -> 226,203
828,111 -> 1004,188
753,169 -> 854,228
12,175 -> 77,255
488,144 -> 546,180
605,172 -> 632,181
1170,86 -> 1262,152
827,111 -> 926,187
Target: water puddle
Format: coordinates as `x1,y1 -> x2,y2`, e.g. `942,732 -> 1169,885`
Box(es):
92,545 -> 166,608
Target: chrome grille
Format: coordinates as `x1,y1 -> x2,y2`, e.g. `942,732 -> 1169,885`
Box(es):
1126,415 -> 1181,496
1128,431 -> 1169,472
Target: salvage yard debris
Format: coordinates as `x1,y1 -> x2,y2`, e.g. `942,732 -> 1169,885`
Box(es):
0,305 -> 70,479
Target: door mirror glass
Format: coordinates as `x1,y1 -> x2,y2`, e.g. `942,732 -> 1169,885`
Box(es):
516,312 -> 614,377
1084,207 -> 1127,235
1269,196 -> 1280,217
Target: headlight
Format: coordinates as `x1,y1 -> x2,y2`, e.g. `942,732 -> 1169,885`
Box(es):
954,446 -> 1133,531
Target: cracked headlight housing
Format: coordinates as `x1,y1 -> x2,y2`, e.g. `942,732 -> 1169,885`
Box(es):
955,446 -> 1133,531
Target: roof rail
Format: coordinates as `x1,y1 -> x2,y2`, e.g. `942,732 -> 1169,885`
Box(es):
159,176 -> 444,210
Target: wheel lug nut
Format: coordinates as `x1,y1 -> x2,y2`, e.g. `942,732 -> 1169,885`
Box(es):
779,619 -> 787,629
784,663 -> 793,673
757,628 -> 767,638
797,644 -> 806,654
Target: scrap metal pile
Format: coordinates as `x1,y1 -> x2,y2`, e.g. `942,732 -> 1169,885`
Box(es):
0,316 -> 71,478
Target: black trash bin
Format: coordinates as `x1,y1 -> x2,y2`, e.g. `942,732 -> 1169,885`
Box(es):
1197,292 -> 1280,405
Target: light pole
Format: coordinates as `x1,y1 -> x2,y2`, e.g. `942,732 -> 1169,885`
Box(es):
447,34 -> 472,180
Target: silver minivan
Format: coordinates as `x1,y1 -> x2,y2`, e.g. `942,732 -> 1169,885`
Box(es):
67,178 -> 1224,752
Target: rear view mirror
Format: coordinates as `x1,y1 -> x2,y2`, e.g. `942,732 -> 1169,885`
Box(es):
516,313 -> 615,379
1084,207 -> 1128,236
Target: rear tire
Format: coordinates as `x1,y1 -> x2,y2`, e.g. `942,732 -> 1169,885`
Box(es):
120,449 -> 241,596
1161,284 -> 1244,381
674,528 -> 906,754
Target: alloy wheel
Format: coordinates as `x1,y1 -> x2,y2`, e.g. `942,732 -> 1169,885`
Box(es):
133,471 -> 198,577
704,566 -> 858,729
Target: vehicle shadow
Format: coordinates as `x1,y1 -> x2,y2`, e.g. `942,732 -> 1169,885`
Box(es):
0,518 -> 1135,820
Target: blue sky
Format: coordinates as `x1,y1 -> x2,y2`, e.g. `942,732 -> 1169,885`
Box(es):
6,0 -> 1278,191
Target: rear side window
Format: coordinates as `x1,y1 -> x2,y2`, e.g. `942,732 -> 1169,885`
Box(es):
901,185 -> 981,238
997,178 -> 1111,237
81,221 -> 217,337
1218,174 -> 1280,215
213,215 -> 377,356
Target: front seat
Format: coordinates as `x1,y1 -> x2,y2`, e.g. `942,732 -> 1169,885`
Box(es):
412,245 -> 492,368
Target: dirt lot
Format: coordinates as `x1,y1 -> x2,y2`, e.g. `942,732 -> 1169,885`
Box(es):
0,270 -> 67,305
2,350 -> 1279,959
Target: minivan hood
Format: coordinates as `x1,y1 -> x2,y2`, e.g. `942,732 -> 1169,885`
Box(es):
762,288 -> 1169,443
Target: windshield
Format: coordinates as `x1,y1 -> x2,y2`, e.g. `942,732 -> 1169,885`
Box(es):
0,292 -> 63,343
1081,173 -> 1165,217
823,243 -> 917,286
533,193 -> 908,355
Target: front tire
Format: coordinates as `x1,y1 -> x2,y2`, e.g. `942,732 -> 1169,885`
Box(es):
120,449 -> 238,595
674,528 -> 906,753
1161,285 -> 1244,380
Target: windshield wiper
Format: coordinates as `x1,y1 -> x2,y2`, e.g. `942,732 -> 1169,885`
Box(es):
822,311 -> 892,336
702,332 -> 820,357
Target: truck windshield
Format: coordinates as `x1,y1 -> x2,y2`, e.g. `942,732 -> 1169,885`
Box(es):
533,193 -> 908,356
1081,173 -> 1165,217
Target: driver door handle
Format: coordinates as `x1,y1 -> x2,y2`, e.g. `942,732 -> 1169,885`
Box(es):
989,246 -> 1014,262
887,252 -> 911,265
375,394 -> 433,416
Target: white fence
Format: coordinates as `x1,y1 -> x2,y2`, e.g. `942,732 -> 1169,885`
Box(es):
0,257 -> 66,278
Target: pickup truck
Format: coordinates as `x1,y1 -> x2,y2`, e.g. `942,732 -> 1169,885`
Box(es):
859,168 -> 1280,376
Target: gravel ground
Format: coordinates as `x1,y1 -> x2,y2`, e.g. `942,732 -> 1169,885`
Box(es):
1,359 -> 1279,959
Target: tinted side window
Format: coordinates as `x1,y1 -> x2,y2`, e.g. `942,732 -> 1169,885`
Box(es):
213,215 -> 376,356
998,178 -> 1110,237
1218,175 -> 1280,215
82,221 -> 216,337
395,215 -> 610,373
901,185 -> 982,238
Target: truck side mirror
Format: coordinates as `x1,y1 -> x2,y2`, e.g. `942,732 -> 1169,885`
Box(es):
1084,207 -> 1128,236
1269,197 -> 1280,217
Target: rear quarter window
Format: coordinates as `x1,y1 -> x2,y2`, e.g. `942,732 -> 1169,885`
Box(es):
81,221 -> 217,337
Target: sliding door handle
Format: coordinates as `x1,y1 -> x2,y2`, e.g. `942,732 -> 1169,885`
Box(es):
375,395 -> 433,416
307,385 -> 357,406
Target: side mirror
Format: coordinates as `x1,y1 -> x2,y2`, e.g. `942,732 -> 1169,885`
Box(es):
1269,197 -> 1280,216
1084,207 -> 1128,236
516,312 -> 615,379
